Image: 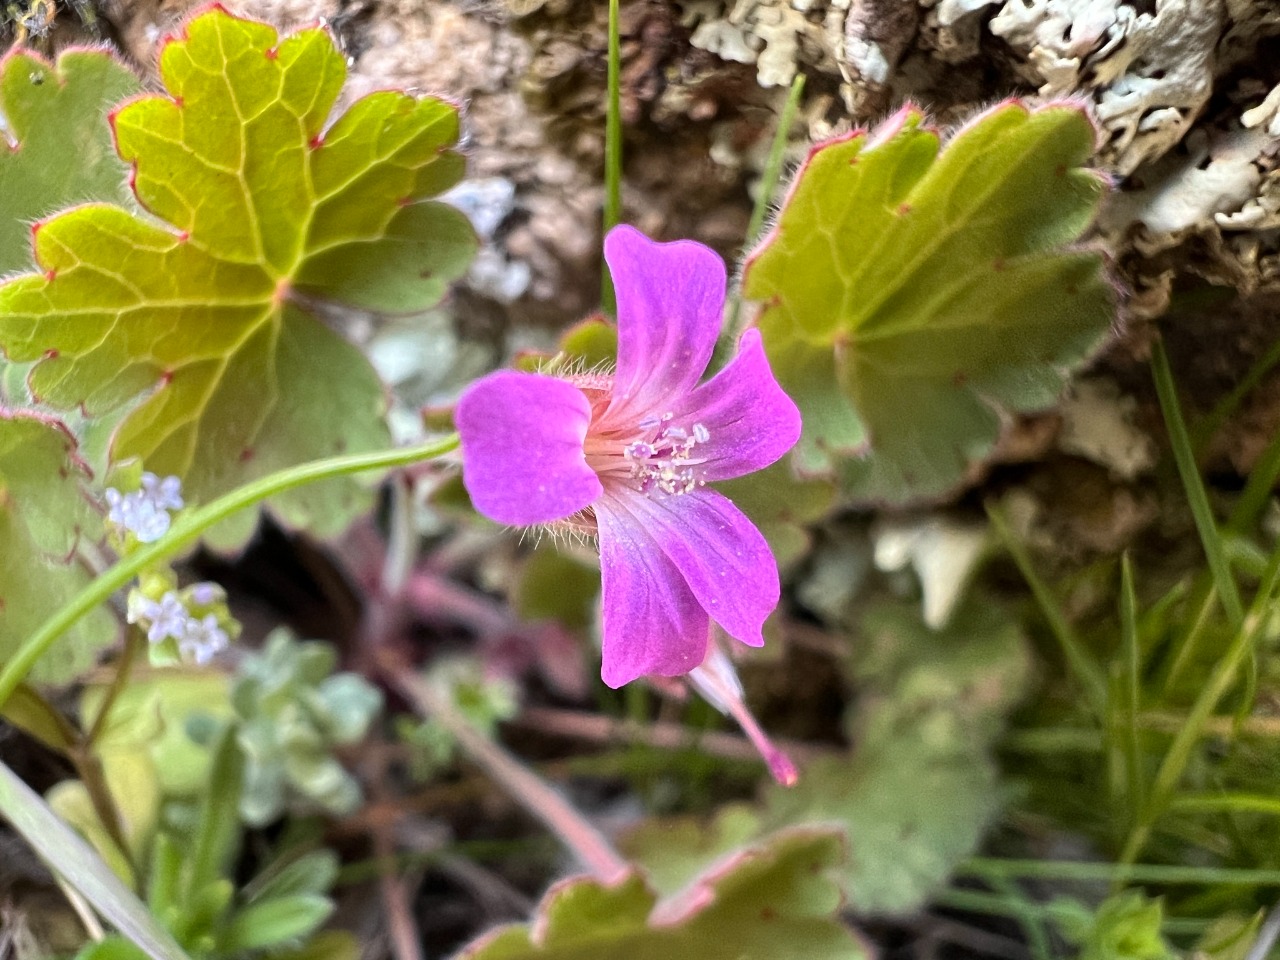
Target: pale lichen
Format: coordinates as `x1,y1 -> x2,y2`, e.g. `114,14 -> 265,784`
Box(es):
985,0 -> 1224,176
682,0 -> 831,88
1056,379 -> 1156,482
873,515 -> 988,629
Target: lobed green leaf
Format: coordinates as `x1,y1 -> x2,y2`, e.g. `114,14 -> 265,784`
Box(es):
0,45 -> 140,274
761,598 -> 1028,915
742,101 -> 1114,504
458,831 -> 866,960
0,411 -> 114,683
763,731 -> 999,916
0,8 -> 476,546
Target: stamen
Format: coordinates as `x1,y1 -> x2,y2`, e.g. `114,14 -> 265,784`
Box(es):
585,408 -> 713,498
613,412 -> 713,497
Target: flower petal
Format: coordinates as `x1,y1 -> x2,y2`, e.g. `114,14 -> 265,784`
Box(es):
598,503 -> 710,687
456,370 -> 602,526
604,224 -> 726,415
608,488 -> 778,651
674,329 -> 802,482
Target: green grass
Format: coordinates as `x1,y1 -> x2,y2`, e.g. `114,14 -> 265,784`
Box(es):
601,0 -> 622,316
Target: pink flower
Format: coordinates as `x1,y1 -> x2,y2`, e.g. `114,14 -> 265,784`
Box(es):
456,225 -> 802,687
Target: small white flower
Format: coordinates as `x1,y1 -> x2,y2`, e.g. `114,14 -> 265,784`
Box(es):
127,580 -> 234,664
141,472 -> 184,512
128,590 -> 189,644
104,472 -> 184,543
179,614 -> 229,665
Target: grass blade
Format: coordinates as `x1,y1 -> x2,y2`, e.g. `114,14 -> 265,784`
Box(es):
729,73 -> 805,339
745,73 -> 805,249
1172,794 -> 1280,817
962,857 -> 1280,886
189,729 -> 245,896
1228,422 -> 1280,535
1119,554 -> 1146,819
987,502 -> 1107,712
1160,581 -> 1218,696
1190,335 -> 1280,454
0,758 -> 190,960
601,0 -> 622,316
1151,338 -> 1244,627
1121,542 -> 1280,864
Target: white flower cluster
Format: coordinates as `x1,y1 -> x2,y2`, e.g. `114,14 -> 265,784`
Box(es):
128,582 -> 231,665
105,472 -> 184,543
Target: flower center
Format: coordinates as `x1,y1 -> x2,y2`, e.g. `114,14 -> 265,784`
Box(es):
584,410 -> 712,497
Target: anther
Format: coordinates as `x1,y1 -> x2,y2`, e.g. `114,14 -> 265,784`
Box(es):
620,417 -> 712,498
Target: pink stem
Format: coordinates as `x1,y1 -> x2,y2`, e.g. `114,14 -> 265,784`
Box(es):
380,651 -> 630,884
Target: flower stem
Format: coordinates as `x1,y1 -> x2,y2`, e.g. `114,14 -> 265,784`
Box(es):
87,630 -> 144,748
66,742 -> 134,879
0,435 -> 459,710
382,651 -> 630,883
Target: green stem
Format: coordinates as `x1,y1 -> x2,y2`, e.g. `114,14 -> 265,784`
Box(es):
67,743 -> 135,880
87,630 -> 144,747
601,0 -> 622,316
0,435 -> 459,710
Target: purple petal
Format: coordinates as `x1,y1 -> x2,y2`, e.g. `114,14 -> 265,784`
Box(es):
674,329 -> 802,482
456,371 -> 602,526
606,488 -> 778,653
605,225 -> 726,416
597,503 -> 711,687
